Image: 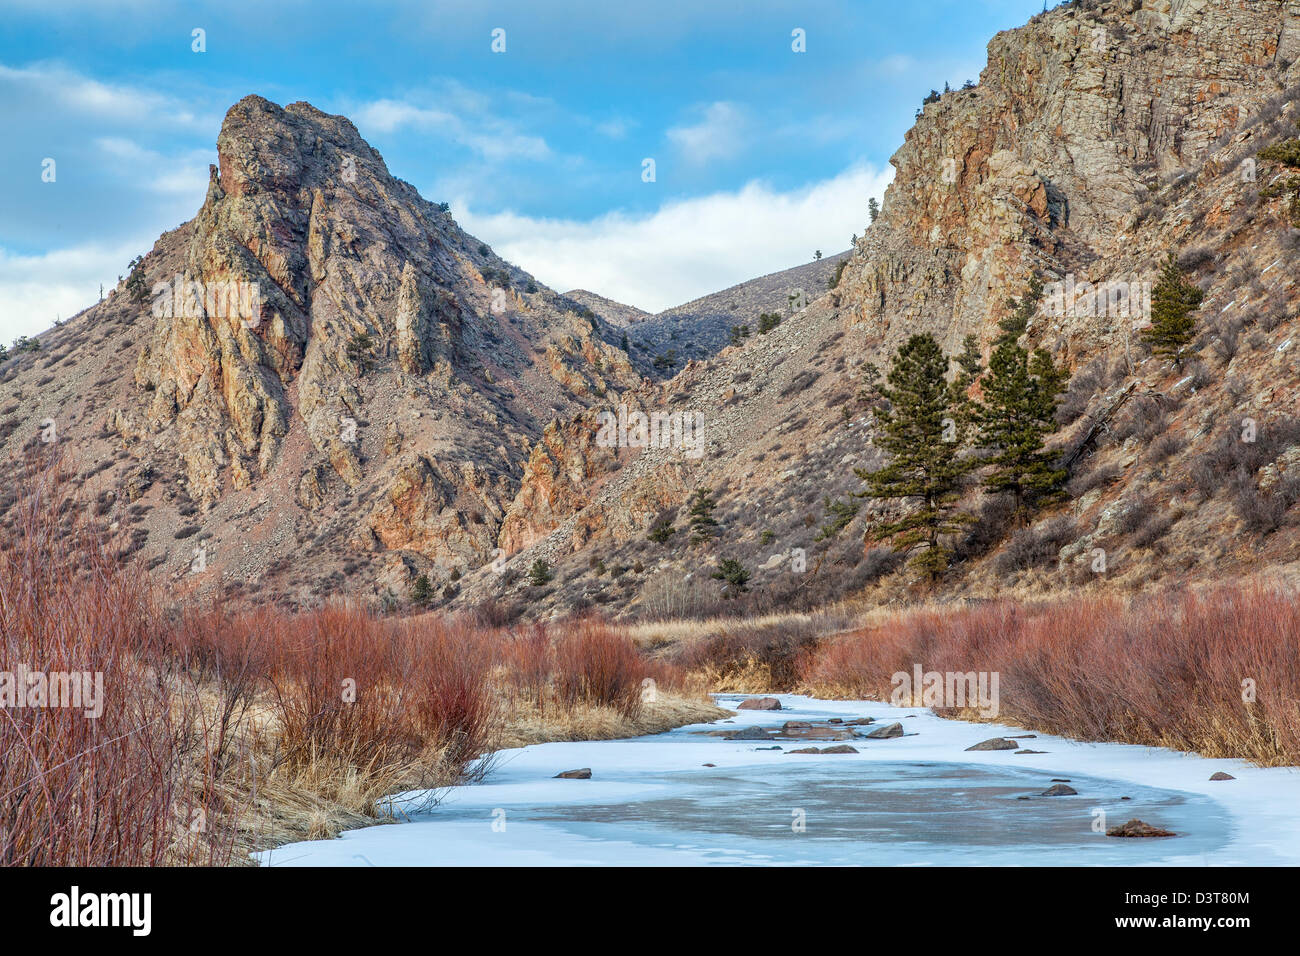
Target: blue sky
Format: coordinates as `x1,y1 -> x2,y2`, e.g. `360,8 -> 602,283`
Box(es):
0,0 -> 1047,340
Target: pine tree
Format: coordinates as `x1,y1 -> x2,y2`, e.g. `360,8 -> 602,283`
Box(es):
711,557 -> 750,596
410,573 -> 433,606
950,333 -> 983,422
954,334 -> 982,383
868,197 -> 880,223
687,488 -> 719,544
1142,253 -> 1204,365
527,559 -> 553,586
855,333 -> 974,578
125,255 -> 148,305
998,275 -> 1044,342
347,331 -> 377,374
975,345 -> 1068,515
647,518 -> 676,544
814,496 -> 860,542
973,279 -> 1070,517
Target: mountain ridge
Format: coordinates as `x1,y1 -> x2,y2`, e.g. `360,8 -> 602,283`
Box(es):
5,0 -> 1300,620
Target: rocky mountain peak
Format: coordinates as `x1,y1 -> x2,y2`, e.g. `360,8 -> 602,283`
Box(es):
1,94 -> 644,605
216,95 -> 388,199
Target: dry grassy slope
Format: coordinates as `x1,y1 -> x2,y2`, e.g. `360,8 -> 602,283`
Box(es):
627,253 -> 851,372
563,290 -> 650,329
0,95 -> 644,608
567,253 -> 851,379
454,0 -> 1300,620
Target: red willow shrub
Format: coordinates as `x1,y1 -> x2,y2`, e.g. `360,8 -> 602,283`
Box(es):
501,622 -> 553,711
554,619 -> 644,719
0,460 -> 226,865
673,617 -> 825,690
801,585 -> 1300,764
390,615 -> 497,772
238,604 -> 500,788
497,618 -> 688,714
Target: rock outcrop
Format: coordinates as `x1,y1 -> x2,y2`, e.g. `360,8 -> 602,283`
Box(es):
0,95 -> 641,605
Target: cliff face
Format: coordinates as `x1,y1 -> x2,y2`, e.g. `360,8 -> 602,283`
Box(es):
842,0 -> 1300,357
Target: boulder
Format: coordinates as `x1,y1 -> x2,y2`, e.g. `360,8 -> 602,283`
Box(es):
864,721 -> 904,739
737,697 -> 782,711
1041,783 -> 1077,796
1209,771 -> 1235,781
554,768 -> 592,779
726,727 -> 773,740
965,737 -> 1020,751
1107,819 -> 1175,838
777,721 -> 856,741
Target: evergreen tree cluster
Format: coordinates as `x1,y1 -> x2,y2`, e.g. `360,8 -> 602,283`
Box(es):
854,278 -> 1073,579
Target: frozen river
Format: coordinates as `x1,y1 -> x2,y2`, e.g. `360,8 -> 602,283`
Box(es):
260,694 -> 1300,866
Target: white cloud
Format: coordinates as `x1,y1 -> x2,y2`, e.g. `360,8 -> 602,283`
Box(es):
666,101 -> 748,165
455,163 -> 893,314
94,137 -> 211,196
352,96 -> 551,162
0,61 -> 214,131
0,237 -> 156,342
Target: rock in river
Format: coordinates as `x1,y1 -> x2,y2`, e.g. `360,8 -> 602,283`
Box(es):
864,722 -> 904,739
737,697 -> 782,711
726,727 -> 774,740
1107,819 -> 1175,838
1041,783 -> 1077,796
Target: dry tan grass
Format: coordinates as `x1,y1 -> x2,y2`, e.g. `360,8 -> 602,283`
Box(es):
498,691 -> 729,749
624,608 -> 852,650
